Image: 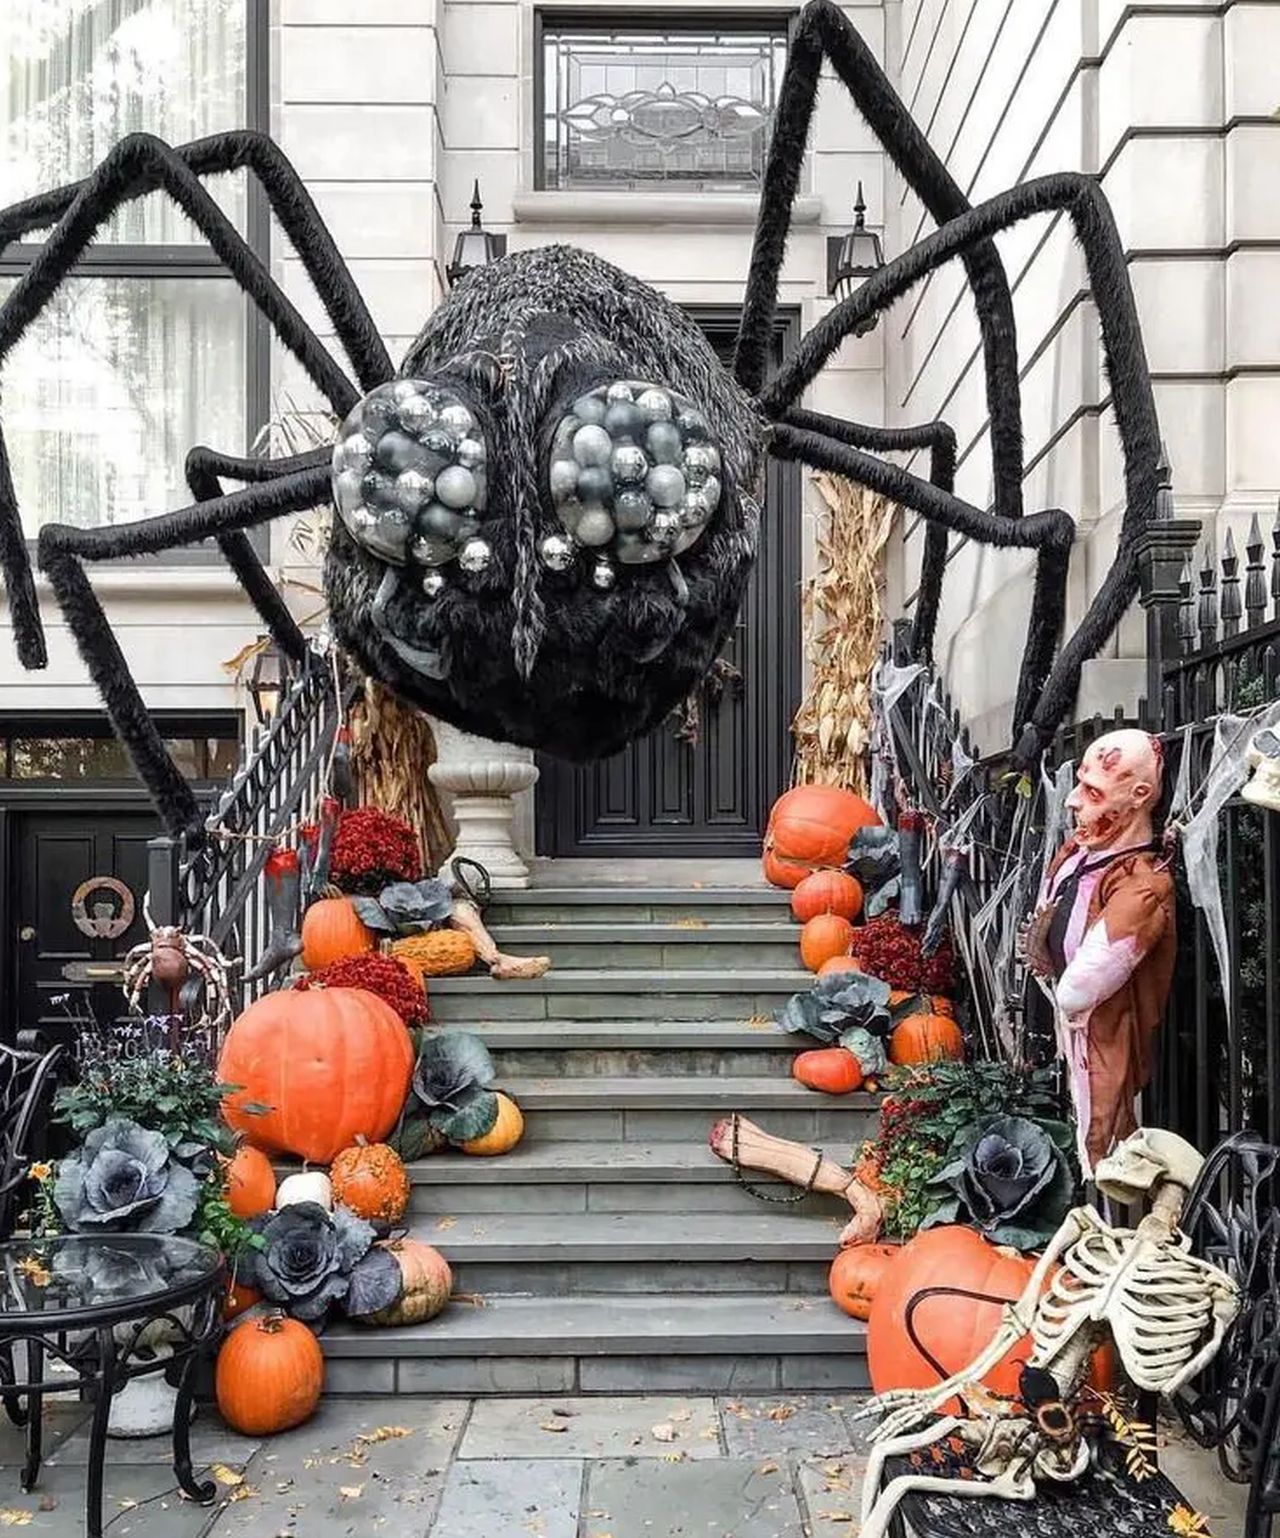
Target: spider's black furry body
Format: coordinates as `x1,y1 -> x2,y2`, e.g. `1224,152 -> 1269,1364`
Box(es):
0,0 -> 1166,840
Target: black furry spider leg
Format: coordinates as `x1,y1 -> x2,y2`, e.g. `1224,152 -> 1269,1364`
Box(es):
184,445 -> 330,666
36,465 -> 331,839
0,131 -> 392,393
0,132 -> 366,671
781,406 -> 956,662
737,0 -> 1024,520
766,173 -> 1160,762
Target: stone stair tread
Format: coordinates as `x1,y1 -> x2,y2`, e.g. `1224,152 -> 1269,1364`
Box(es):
322,1292 -> 861,1357
500,1075 -> 874,1109
466,1018 -> 796,1048
494,886 -> 789,903
487,922 -> 798,940
408,1208 -> 846,1259
428,968 -> 810,993
402,1139 -> 849,1184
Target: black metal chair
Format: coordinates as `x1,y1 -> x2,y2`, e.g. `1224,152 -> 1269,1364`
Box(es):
876,1130 -> 1280,1538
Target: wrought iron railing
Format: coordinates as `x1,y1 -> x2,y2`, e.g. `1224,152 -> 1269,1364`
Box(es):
146,650 -> 349,1012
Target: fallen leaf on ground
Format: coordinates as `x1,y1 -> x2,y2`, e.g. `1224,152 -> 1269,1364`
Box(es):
768,1404 -> 797,1422
550,1407 -> 575,1419
227,1484 -> 256,1504
338,1484 -> 364,1500
358,1426 -> 414,1444
36,1499 -> 55,1514
758,1461 -> 779,1475
670,1408 -> 692,1423
0,1514 -> 31,1527
435,1216 -> 457,1231
661,1451 -> 685,1463
539,1421 -> 568,1434
117,1501 -> 138,1512
651,1423 -> 676,1442
211,1463 -> 244,1486
818,1513 -> 854,1524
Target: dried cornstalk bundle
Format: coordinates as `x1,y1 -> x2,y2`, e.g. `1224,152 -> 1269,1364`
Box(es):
348,679 -> 452,873
791,474 -> 894,794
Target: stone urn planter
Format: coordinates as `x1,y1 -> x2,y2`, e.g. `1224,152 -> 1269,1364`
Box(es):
428,723 -> 538,889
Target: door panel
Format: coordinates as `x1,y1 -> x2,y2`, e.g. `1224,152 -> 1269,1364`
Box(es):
537,310 -> 801,859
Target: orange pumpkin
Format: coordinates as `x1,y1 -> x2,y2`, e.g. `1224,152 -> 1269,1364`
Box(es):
818,955 -> 864,978
223,1278 -> 262,1321
219,987 -> 414,1164
301,897 -> 374,972
459,1092 -> 524,1156
888,990 -> 954,1020
888,1013 -> 965,1065
829,1242 -> 901,1321
330,1138 -> 411,1225
792,1047 -> 863,1095
799,913 -> 854,972
362,1238 -> 453,1327
791,869 -> 864,924
763,785 -> 881,889
225,1144 -> 276,1220
216,1313 -> 324,1435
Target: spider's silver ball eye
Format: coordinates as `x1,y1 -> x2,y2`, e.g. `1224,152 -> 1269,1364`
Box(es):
636,388 -> 672,422
591,558 -> 617,591
605,381 -> 635,404
422,570 -> 447,597
539,532 -> 576,572
457,537 -> 493,574
333,379 -> 488,569
611,445 -> 647,484
576,508 -> 615,547
646,464 -> 685,508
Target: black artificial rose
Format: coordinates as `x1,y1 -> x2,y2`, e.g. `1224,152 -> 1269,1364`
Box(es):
243,1202 -> 374,1323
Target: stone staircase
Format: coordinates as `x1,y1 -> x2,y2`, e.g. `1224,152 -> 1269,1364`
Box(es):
322,883 -> 876,1396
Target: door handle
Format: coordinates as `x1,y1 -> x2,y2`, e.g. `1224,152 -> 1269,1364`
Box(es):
19,927 -> 35,942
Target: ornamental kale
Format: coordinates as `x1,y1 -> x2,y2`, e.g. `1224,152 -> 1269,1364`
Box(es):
922,1113 -> 1077,1251
53,1118 -> 200,1235
240,1201 -> 398,1323
351,878 -> 454,936
407,1031 -> 499,1144
778,971 -> 891,1045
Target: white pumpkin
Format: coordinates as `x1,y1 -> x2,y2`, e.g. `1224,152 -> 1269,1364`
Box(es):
275,1170 -> 333,1211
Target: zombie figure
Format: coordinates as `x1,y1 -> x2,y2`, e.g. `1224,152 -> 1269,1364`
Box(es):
1023,729 -> 1174,1172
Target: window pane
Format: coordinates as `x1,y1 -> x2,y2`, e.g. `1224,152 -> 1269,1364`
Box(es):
0,0 -> 247,241
8,737 -> 132,779
0,275 -> 246,536
542,23 -> 786,192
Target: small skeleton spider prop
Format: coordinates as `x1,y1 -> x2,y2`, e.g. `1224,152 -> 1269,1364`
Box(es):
122,918 -> 238,1041
0,2 -> 1169,843
856,1127 -> 1241,1538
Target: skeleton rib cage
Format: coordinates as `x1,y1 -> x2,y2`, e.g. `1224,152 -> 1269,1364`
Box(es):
0,1 -> 1167,837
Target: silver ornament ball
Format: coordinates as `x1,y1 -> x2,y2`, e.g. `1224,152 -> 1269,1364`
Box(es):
605,381 -> 635,404
394,468 -> 434,513
456,436 -> 486,468
591,559 -> 617,591
611,444 -> 648,483
440,402 -> 475,439
539,532 -> 576,572
421,570 -> 447,597
637,388 -> 672,421
458,537 -> 493,574
397,395 -> 436,436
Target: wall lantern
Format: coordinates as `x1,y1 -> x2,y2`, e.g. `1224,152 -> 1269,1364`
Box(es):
247,637 -> 288,725
827,181 -> 885,318
446,181 -> 508,287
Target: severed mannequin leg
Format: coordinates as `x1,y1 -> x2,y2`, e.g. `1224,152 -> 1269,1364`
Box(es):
448,900 -> 551,981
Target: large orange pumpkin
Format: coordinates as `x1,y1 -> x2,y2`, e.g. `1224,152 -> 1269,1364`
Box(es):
888,1014 -> 965,1065
799,913 -> 854,972
216,1313 -> 324,1435
225,1145 -> 276,1219
301,896 -> 374,972
792,1047 -> 863,1095
362,1238 -> 453,1327
829,1242 -> 901,1321
219,987 -> 413,1164
868,1226 -> 1038,1401
791,870 -> 864,924
330,1138 -> 411,1225
763,786 -> 881,889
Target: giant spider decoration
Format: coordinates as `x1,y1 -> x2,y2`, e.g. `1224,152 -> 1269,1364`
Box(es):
0,1 -> 1163,842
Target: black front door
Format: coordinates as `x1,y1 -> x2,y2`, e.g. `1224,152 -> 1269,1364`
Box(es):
7,807 -> 158,1045
536,308 -> 802,859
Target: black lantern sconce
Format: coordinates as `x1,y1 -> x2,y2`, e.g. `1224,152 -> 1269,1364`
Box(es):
246,637 -> 288,725
446,181 -> 507,287
827,182 -> 885,323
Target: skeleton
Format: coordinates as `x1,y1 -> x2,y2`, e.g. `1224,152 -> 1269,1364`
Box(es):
856,1127 -> 1241,1538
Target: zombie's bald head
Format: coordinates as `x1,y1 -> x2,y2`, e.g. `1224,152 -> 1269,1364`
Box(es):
1066,729 -> 1163,851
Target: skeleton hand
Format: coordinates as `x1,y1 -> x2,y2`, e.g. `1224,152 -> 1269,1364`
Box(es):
854,1387 -> 950,1444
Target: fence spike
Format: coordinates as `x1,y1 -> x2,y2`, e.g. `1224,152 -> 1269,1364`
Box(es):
1178,552 -> 1197,654
1198,540 -> 1219,649
1272,496 -> 1280,620
1245,510 -> 1266,626
1221,526 -> 1242,638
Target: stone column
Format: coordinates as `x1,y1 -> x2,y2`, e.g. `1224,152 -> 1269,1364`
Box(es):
428,722 -> 538,888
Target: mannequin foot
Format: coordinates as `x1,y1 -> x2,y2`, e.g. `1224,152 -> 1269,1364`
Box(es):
490,952 -> 551,981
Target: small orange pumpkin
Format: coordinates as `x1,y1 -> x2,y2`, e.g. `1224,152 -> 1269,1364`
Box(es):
888,1013 -> 965,1065
791,869 -> 864,924
301,896 -> 374,972
829,1242 -> 901,1321
216,1313 -> 324,1435
763,785 -> 881,888
799,913 -> 854,972
818,955 -> 863,978
792,1047 -> 863,1095
330,1138 -> 411,1225
223,1278 -> 262,1321
888,990 -> 955,1020
362,1238 -> 453,1327
225,1145 -> 276,1219
458,1092 -> 524,1156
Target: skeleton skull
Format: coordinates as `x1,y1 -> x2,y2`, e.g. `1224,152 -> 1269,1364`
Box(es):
1065,728 -> 1163,850
1094,1126 -> 1203,1204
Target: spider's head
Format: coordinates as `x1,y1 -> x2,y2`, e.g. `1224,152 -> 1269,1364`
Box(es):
324,246 -> 762,759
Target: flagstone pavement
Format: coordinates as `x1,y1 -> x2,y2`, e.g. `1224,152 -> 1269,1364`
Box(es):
0,1393 -> 1246,1537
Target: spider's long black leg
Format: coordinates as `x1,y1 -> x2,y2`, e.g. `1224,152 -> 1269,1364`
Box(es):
781,406 -> 956,663
737,0 -> 1023,520
0,132 -> 392,392
184,445 -> 330,666
770,420 -> 1073,738
766,173 -> 1159,762
35,465 -> 331,839
0,131 -> 364,671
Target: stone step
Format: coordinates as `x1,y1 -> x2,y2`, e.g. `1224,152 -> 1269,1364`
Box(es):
486,921 -> 800,971
498,1075 -> 876,1144
486,885 -> 790,927
427,968 -> 809,1022
320,1293 -> 866,1396
408,1209 -> 844,1297
403,1139 -> 853,1215
476,1018 -> 803,1078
